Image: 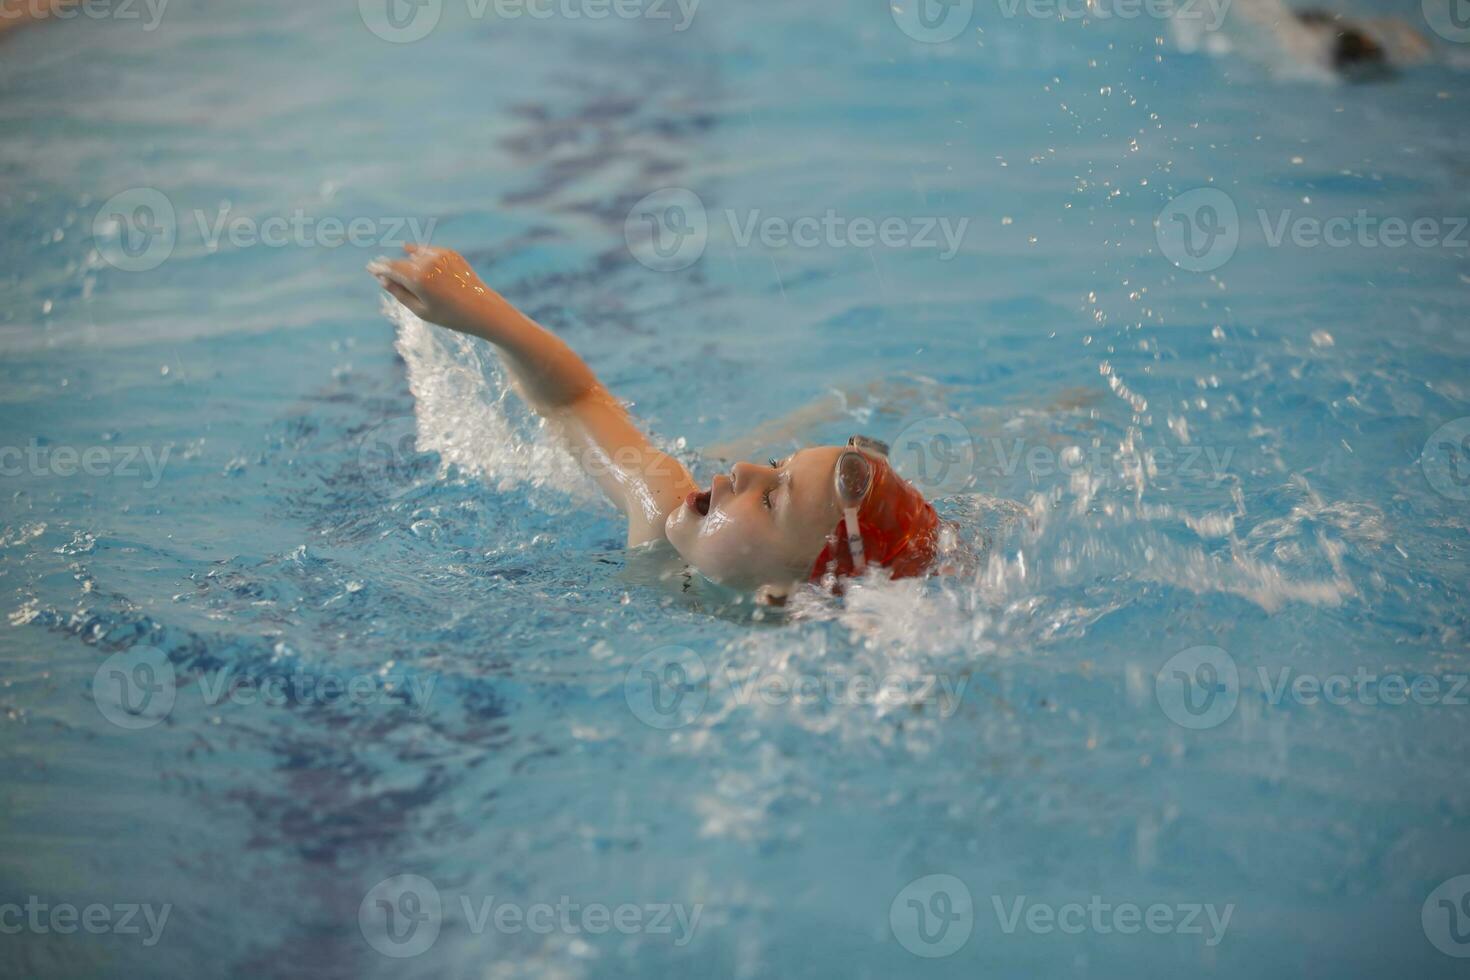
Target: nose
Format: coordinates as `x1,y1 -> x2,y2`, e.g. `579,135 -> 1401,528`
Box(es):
731,460 -> 775,495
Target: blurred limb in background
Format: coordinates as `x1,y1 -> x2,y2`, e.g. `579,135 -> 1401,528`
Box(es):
1170,0 -> 1435,80
0,0 -> 78,38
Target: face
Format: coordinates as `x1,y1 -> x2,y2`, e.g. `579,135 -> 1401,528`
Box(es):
664,446 -> 848,594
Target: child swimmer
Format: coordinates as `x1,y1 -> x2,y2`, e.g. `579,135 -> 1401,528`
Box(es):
368,245 -> 941,604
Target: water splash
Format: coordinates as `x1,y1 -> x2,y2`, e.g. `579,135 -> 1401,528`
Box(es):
385,297 -> 602,507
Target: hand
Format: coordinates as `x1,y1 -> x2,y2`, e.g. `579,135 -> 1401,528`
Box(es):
368,244 -> 493,334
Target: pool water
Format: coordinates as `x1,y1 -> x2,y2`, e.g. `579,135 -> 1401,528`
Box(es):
3,0 -> 1469,976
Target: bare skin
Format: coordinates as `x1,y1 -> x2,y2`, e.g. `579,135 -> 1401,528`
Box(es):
1224,0 -> 1433,75
0,0 -> 76,37
369,245 -> 848,599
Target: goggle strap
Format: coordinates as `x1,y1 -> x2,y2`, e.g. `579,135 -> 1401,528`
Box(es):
842,506 -> 866,574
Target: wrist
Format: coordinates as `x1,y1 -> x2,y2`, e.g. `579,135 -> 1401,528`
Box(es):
444,292 -> 505,340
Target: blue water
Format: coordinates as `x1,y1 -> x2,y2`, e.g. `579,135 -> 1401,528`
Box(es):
3,0 -> 1470,976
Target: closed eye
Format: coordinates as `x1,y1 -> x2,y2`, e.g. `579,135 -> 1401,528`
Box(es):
763,459 -> 788,510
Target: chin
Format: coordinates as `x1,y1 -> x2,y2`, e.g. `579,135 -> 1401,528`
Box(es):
694,553 -> 799,593
664,507 -> 696,556
672,541 -> 754,589
664,508 -> 803,591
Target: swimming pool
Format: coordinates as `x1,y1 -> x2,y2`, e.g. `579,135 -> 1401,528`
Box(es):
2,0 -> 1469,975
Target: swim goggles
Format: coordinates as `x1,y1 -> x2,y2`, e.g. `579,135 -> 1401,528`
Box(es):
809,435 -> 940,584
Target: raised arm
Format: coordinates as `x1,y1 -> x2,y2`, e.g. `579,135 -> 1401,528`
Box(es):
369,245 -> 695,545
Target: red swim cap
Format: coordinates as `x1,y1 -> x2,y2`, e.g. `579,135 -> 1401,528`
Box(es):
808,449 -> 940,583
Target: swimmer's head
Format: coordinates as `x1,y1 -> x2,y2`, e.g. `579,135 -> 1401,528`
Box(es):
664,438 -> 940,601
1294,9 -> 1391,78
1330,26 -> 1388,75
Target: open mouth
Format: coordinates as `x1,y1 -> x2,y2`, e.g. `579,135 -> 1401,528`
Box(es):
685,488 -> 711,517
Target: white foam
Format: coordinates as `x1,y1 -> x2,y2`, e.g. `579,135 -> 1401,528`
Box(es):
384,297 -> 602,506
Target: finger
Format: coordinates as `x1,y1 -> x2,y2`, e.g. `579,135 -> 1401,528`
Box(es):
384,281 -> 423,313
409,245 -> 442,270
368,257 -> 418,291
